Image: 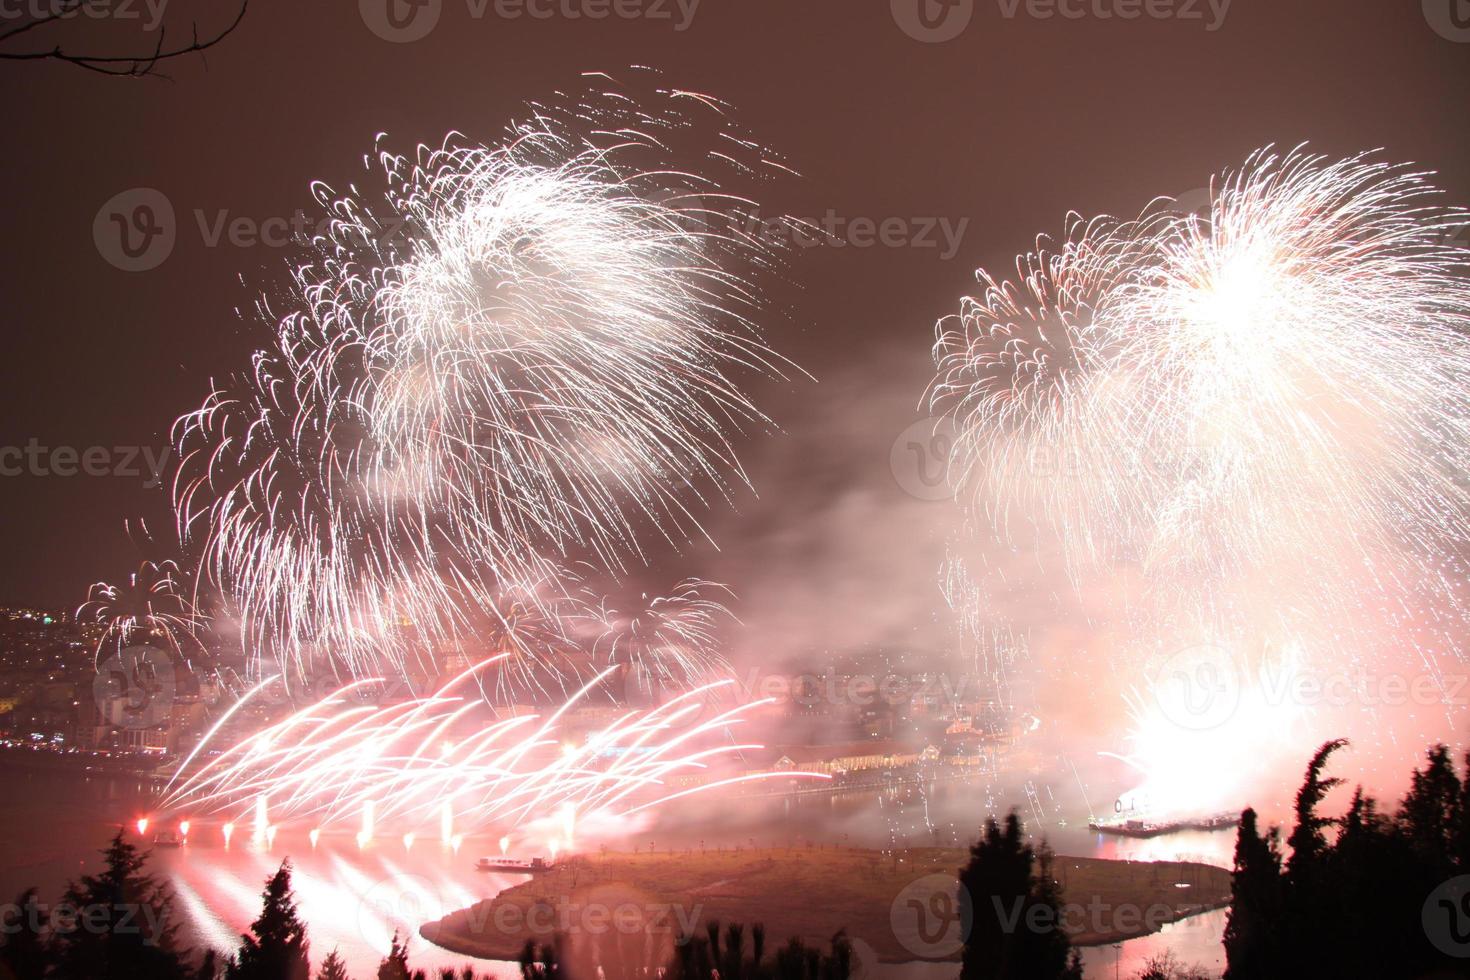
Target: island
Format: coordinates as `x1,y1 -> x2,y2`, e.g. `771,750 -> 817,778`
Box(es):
420,845 -> 1232,964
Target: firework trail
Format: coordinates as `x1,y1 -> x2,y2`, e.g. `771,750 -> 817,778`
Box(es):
78,558 -> 200,663
589,578 -> 736,695
929,147 -> 1470,812
173,74 -> 795,686
158,656 -> 821,841
474,574 -> 590,702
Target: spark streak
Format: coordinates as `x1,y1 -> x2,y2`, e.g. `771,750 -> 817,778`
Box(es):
160,656 -> 824,838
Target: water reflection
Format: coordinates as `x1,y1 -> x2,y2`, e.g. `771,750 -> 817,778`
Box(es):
0,764 -> 1232,978
152,832 -> 520,978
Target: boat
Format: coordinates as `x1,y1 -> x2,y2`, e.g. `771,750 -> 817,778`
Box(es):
1088,811 -> 1239,838
475,856 -> 554,873
152,831 -> 184,847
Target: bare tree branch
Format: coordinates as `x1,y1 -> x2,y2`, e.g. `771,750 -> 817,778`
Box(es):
0,0 -> 247,78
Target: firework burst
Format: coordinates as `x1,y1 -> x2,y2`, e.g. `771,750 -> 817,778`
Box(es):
931,147 -> 1470,632
173,76 -> 794,685
930,147 -> 1470,814
590,579 -> 736,695
78,559 -> 200,663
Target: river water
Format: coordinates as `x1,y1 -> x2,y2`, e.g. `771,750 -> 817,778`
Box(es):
0,764 -> 1231,979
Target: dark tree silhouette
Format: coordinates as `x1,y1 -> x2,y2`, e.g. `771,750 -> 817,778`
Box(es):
1221,808 -> 1282,979
318,949 -> 350,980
193,948 -> 223,980
521,921 -> 850,980
226,860 -> 310,980
1134,949 -> 1212,980
1224,740 -> 1470,980
1401,743 -> 1463,867
1284,738 -> 1348,885
957,813 -> 1078,980
0,0 -> 247,77
378,931 -> 411,980
50,828 -> 187,980
0,888 -> 48,980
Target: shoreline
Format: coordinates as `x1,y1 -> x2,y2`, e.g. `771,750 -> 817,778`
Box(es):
420,847 -> 1232,964
0,746 -> 163,779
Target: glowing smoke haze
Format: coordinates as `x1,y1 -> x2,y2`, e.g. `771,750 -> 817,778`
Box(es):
930,147 -> 1470,819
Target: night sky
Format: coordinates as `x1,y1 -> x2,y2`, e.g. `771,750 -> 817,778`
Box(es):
1,0 -> 1466,624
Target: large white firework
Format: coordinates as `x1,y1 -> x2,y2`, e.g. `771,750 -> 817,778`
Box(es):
931,148 -> 1470,622
930,148 -> 1470,815
174,77 -> 792,685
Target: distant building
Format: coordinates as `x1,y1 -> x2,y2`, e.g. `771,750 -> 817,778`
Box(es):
760,740 -> 941,775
